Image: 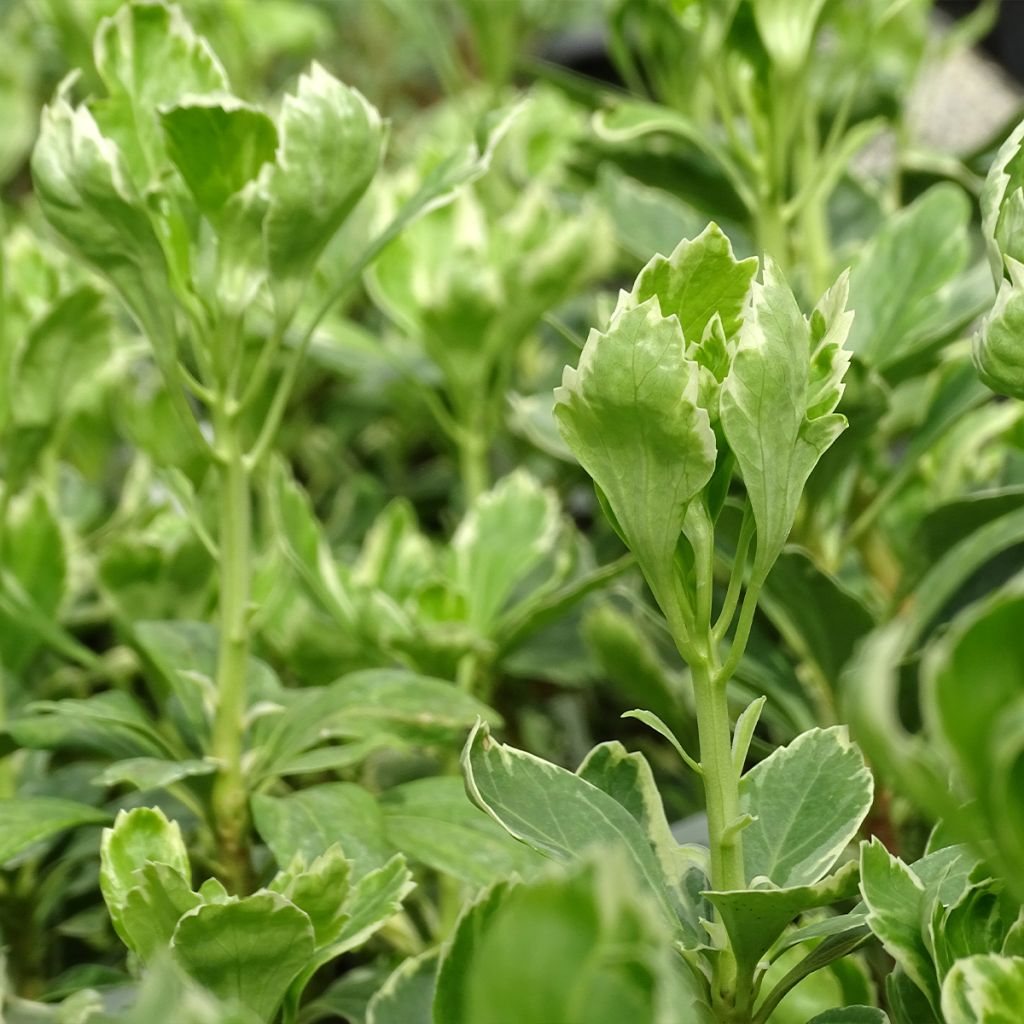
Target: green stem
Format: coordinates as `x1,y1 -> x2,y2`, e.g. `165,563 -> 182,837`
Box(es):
209,403 -> 254,894
457,423 -> 489,506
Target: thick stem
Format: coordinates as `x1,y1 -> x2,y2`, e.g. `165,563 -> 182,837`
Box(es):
457,425 -> 489,506
209,407 -> 254,893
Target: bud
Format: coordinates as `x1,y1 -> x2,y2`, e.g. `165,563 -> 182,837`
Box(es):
974,277 -> 1024,401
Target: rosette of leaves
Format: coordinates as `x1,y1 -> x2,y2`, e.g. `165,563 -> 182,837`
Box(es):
367,178 -> 611,502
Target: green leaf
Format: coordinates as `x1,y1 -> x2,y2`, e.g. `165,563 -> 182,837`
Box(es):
577,739 -> 710,947
941,954 -> 1024,1024
981,118 -> 1024,276
100,807 -> 191,951
461,721 -> 680,926
171,892 -> 315,1021
159,97 -> 277,219
625,222 -> 757,344
249,669 -> 498,781
10,691 -> 171,760
720,263 -> 851,581
380,776 -> 543,886
554,298 -> 716,604
282,855 -> 415,1018
751,0 -> 828,72
252,782 -> 391,881
0,797 -> 107,864
433,851 -> 710,1024
847,185 -> 973,371
860,838 -> 939,1011
366,950 -> 439,1024
741,727 -> 873,888
31,94 -> 178,364
120,862 -> 202,960
269,845 -> 351,946
92,0 -> 228,181
705,860 -> 861,991
974,277 -> 1024,401
452,470 -> 560,633
806,1008 -> 889,1024
265,62 -> 383,318
94,758 -> 215,793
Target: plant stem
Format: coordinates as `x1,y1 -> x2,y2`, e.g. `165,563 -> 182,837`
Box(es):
209,402 -> 254,894
457,423 -> 488,505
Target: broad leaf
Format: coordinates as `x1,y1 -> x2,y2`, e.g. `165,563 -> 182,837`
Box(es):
740,727 -> 873,888
380,776 -> 543,886
461,722 -> 679,925
806,1008 -> 889,1024
172,892 -> 315,1021
120,862 -> 202,960
269,845 -> 351,945
95,758 -> 215,793
252,782 -> 391,880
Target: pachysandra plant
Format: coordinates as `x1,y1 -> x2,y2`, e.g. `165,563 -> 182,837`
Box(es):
426,223 -> 879,1023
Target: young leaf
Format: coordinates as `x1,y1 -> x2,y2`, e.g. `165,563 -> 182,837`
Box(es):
720,263 -> 851,581
119,862 -> 202,960
740,727 -> 873,888
101,807 -> 191,950
806,1008 -> 890,1024
624,221 -> 757,343
171,892 -> 315,1021
264,63 -> 383,318
860,838 -> 939,1011
941,954 -> 1024,1024
554,299 -> 716,604
973,277 -> 1024,401
92,0 -> 228,180
452,470 -> 560,633
159,97 -> 277,220
31,96 -> 178,361
269,845 -> 351,945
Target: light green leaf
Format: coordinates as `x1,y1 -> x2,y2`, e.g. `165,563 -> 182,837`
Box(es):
706,860 -> 861,990
806,1008 -> 889,1024
101,807 -> 191,950
366,950 -> 439,1024
973,277 -> 1024,401
752,0 -> 828,72
941,954 -> 1024,1024
554,299 -> 716,604
625,222 -> 757,343
159,97 -> 277,219
30,95 -> 178,363
433,851 -> 710,1024
720,263 -> 851,581
380,776 -> 543,887
95,758 -> 215,793
249,669 -> 498,781
265,62 -> 383,318
860,838 -> 938,1010
171,892 -> 315,1021
847,185 -> 972,370
461,721 -> 679,926
268,845 -> 351,946
120,862 -> 202,960
452,470 -> 560,633
282,856 -> 415,1018
252,782 -> 391,881
577,739 -> 709,947
0,797 -> 107,865
981,119 -> 1024,276
92,0 -> 228,181
741,727 -> 873,888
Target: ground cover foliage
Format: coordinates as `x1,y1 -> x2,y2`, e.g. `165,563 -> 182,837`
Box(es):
2,0 -> 1024,1021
